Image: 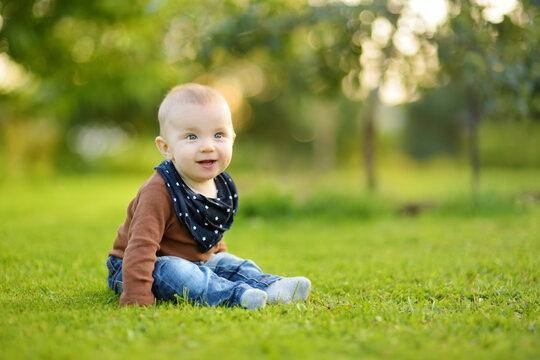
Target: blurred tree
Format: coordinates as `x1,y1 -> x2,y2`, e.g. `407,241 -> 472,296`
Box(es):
404,84 -> 463,159
190,1 -> 440,191
0,0 -> 178,172
1,0 -> 538,183
1,0 -> 173,121
435,0 -> 540,190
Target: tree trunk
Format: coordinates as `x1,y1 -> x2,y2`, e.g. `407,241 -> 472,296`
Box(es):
467,92 -> 481,192
363,115 -> 376,191
363,91 -> 378,192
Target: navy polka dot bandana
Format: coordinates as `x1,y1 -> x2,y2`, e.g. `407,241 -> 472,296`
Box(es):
155,160 -> 238,253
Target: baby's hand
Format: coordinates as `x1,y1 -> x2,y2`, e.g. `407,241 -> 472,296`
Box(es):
216,240 -> 227,253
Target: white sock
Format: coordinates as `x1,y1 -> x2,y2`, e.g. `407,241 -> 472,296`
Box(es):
240,288 -> 268,310
266,277 -> 311,304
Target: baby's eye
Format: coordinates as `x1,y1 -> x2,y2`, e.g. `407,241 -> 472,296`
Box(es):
214,133 -> 223,139
187,134 -> 197,140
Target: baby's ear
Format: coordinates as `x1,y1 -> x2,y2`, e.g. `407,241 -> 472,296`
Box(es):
155,136 -> 171,160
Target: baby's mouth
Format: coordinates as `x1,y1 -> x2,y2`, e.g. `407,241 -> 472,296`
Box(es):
197,160 -> 217,168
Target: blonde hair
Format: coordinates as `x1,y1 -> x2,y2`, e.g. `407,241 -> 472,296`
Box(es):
157,83 -> 229,136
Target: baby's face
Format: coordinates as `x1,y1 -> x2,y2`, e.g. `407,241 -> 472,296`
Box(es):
160,101 -> 235,190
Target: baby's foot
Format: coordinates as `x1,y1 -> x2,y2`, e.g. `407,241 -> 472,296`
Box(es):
240,288 -> 268,310
266,277 -> 311,304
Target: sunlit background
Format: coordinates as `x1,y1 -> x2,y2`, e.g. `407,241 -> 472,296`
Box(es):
0,0 -> 538,192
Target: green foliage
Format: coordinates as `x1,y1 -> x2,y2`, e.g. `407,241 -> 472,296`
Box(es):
479,121 -> 540,168
404,85 -> 464,159
238,183 -> 533,220
239,184 -> 394,220
437,1 -> 539,121
1,0 -> 169,123
1,0 -> 539,179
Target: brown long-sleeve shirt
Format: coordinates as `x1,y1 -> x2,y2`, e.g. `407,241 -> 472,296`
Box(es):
108,172 -> 227,307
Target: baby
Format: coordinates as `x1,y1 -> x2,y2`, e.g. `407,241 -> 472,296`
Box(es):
107,83 -> 311,309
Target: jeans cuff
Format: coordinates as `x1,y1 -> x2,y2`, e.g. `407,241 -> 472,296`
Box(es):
249,275 -> 282,291
231,283 -> 252,307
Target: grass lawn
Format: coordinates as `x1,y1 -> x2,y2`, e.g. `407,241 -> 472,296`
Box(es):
0,167 -> 538,359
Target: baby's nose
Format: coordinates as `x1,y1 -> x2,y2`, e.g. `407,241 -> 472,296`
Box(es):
200,139 -> 215,152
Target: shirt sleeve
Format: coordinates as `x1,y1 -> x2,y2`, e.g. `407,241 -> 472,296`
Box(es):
119,180 -> 171,307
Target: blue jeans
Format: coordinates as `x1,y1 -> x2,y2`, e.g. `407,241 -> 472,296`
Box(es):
107,253 -> 281,307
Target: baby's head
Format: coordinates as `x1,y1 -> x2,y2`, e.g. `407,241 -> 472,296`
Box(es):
157,83 -> 233,138
155,83 -> 236,191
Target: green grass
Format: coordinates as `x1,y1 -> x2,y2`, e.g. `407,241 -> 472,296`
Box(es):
0,167 -> 538,359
